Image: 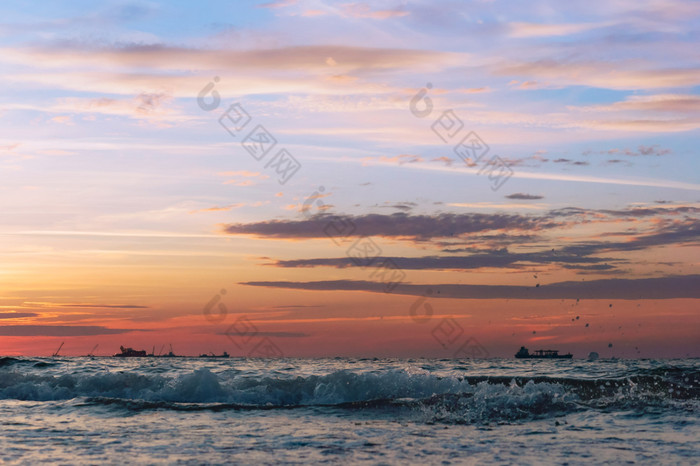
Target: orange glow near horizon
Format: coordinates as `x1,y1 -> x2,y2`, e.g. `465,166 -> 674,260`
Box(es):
1,4 -> 699,358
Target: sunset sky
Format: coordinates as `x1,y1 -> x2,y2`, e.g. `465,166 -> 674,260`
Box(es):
1,0 -> 698,358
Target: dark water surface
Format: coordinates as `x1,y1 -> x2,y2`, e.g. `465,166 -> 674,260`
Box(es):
1,357 -> 698,464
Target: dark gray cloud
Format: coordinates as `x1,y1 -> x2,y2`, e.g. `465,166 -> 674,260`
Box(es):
271,305 -> 324,309
375,202 -> 417,211
241,275 -> 700,300
544,206 -> 698,220
271,250 -> 617,270
597,207 -> 699,218
265,217 -> 698,272
216,331 -> 309,338
637,145 -> 671,156
224,207 -> 697,242
439,234 -> 543,251
0,312 -> 38,319
0,325 -> 143,336
558,219 -> 700,255
584,145 -> 672,157
561,264 -> 616,271
57,304 -> 149,309
223,212 -> 559,240
505,193 -> 543,200
605,159 -> 631,165
553,158 -> 589,166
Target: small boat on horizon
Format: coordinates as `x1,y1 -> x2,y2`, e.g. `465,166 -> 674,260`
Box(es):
114,346 -> 149,357
199,351 -> 230,358
515,346 -> 573,359
159,344 -> 182,358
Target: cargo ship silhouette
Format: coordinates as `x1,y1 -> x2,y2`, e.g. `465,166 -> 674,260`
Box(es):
112,345 -> 228,358
113,346 -> 149,357
515,346 -> 573,359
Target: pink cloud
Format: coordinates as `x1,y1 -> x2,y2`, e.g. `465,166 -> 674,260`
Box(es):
257,0 -> 297,9
341,2 -> 410,19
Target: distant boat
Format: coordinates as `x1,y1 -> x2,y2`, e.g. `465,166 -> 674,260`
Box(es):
52,342 -> 64,357
114,346 -> 149,357
83,344 -> 99,357
199,351 -> 230,358
515,346 -> 573,359
159,344 -> 181,358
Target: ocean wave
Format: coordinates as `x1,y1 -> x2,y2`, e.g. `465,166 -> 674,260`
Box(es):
0,356 -> 55,368
0,357 -> 22,368
1,366 -> 697,422
0,368 -> 460,404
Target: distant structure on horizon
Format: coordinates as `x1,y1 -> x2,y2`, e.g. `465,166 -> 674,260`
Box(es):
111,345 -> 229,358
198,352 -> 230,358
515,346 -> 573,359
113,346 -> 148,357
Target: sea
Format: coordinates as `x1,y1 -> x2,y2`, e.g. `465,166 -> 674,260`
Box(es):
0,357 -> 698,465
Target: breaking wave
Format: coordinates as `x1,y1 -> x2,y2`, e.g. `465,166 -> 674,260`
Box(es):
1,364 -> 697,423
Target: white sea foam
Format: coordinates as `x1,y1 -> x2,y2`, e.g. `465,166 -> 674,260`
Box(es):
0,358 -> 698,464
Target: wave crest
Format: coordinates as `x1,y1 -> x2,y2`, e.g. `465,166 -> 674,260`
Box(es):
1,367 -> 697,423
